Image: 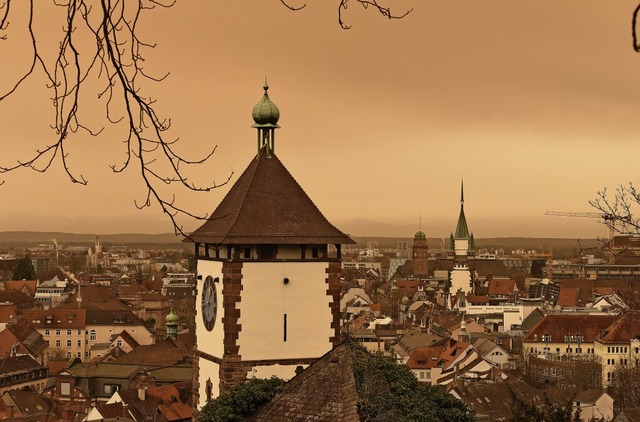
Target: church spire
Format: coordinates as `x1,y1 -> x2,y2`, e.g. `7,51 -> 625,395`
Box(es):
251,79 -> 280,157
454,178 -> 470,239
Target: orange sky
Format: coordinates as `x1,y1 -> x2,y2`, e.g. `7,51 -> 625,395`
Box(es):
0,1 -> 639,238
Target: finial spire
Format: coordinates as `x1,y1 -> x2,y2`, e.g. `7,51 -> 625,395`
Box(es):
252,80 -> 280,156
460,177 -> 464,205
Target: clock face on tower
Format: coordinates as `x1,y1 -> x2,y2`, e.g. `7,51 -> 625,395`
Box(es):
201,276 -> 218,331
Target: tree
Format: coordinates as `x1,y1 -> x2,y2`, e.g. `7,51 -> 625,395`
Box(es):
12,255 -> 36,280
350,343 -> 474,422
590,184 -> 640,236
607,362 -> 640,414
198,376 -> 286,422
0,1 -> 411,236
508,389 -> 581,422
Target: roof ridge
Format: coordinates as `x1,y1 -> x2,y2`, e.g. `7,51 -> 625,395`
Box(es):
220,154 -> 263,244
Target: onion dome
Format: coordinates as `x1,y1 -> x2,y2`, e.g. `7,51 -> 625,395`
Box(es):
414,231 -> 426,239
166,310 -> 180,324
401,295 -> 410,305
252,83 -> 280,127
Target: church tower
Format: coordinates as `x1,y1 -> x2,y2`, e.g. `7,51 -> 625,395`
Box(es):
449,180 -> 474,300
412,230 -> 429,278
188,83 -> 354,407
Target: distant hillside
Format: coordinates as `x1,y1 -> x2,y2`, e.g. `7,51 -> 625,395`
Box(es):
0,231 -> 185,248
349,236 -> 594,259
0,231 -> 593,258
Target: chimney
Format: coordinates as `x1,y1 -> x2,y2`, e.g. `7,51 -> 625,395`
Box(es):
138,387 -> 146,401
122,402 -> 129,418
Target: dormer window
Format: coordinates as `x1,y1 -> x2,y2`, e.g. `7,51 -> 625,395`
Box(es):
542,334 -> 551,342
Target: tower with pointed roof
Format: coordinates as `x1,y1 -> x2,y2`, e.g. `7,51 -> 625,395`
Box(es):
449,180 -> 475,302
187,84 -> 354,407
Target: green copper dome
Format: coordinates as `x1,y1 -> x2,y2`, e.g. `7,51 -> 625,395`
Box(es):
166,310 -> 180,324
252,83 -> 280,127
414,231 -> 426,239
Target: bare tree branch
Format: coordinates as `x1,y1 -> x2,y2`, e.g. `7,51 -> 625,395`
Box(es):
0,1 -> 411,236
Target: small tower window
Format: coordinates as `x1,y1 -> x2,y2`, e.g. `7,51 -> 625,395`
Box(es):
243,248 -> 251,259
311,247 -> 319,258
257,245 -> 277,259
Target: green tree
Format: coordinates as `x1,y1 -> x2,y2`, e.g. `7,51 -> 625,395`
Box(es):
198,376 -> 285,422
350,342 -> 474,422
12,255 -> 36,280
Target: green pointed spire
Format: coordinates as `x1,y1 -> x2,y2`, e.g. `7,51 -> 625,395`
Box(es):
454,179 -> 470,239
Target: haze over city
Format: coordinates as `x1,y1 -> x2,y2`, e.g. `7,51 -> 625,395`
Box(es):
1,1 -> 638,239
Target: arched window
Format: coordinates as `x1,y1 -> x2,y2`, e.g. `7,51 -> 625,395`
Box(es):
90,330 -> 96,341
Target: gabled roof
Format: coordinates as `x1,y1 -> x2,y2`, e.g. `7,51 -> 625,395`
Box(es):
488,278 -> 516,296
5,319 -> 48,357
595,312 -> 640,344
186,151 -> 354,245
524,314 -> 620,343
406,346 -> 445,369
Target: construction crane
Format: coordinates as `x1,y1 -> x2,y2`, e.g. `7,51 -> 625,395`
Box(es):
545,211 -> 616,243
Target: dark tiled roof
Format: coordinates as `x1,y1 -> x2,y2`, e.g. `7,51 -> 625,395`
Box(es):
453,377 -> 542,420
524,314 -> 619,343
575,389 -> 607,403
6,319 -> 48,357
248,341 -> 359,422
187,152 -> 354,245
520,308 -> 545,331
113,338 -> 191,366
4,389 -> 54,415
0,355 -> 44,375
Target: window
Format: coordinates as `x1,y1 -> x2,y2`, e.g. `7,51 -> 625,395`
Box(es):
45,330 -> 50,336
77,340 -> 82,347
76,352 -> 81,358
117,340 -> 122,347
66,340 -> 72,348
66,352 -> 71,358
67,329 -> 72,336
78,330 -> 82,335
104,384 -> 119,395
55,340 -> 61,348
90,330 -> 96,341
419,372 -> 425,379
56,330 -> 60,336
60,382 -> 70,395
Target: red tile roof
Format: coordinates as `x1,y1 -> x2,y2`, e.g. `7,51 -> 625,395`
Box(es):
595,312 -> 640,344
406,346 -> 445,369
524,314 -> 620,343
187,152 -> 354,245
488,278 -> 516,296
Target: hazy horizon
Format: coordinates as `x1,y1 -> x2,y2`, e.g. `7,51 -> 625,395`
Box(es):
1,2 -> 637,239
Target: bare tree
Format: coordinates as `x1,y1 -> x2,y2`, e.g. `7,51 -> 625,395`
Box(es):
589,9 -> 640,237
0,1 -> 411,236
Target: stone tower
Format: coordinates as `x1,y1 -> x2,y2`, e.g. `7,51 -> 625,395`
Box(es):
187,83 -> 354,407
